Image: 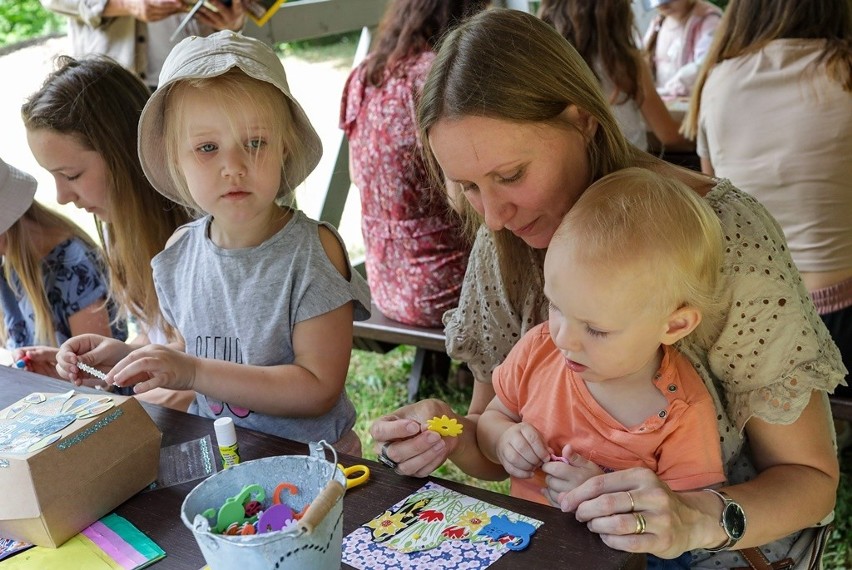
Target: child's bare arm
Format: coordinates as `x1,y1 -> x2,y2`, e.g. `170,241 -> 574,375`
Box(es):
478,397 -> 549,479
108,302 -> 354,416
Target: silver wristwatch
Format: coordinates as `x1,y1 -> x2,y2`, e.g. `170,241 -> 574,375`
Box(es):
703,488 -> 747,551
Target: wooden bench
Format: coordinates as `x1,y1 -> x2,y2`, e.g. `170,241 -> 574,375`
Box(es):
353,304 -> 450,402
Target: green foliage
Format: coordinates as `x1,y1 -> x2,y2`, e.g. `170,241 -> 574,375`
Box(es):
347,347 -> 509,495
275,30 -> 360,65
825,448 -> 852,569
0,0 -> 64,48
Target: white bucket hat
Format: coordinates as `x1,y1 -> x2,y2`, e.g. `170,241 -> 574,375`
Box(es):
138,30 -> 323,208
0,158 -> 37,234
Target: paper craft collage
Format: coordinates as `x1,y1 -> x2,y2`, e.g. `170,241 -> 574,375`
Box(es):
342,481 -> 543,570
0,390 -> 115,454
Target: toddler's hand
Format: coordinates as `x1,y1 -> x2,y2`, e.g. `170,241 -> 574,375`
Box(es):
496,422 -> 549,479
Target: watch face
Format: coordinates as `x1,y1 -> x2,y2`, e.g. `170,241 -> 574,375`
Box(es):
722,502 -> 746,540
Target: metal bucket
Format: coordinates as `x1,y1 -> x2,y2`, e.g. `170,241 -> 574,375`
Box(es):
180,441 -> 346,570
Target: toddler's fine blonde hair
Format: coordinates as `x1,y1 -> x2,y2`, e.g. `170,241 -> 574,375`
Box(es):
553,167 -> 725,346
163,69 -> 301,215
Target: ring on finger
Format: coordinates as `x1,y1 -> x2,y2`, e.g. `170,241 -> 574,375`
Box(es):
632,512 -> 646,535
377,443 -> 399,470
625,491 -> 635,512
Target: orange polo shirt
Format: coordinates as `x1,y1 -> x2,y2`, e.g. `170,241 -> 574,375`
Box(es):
492,323 -> 725,505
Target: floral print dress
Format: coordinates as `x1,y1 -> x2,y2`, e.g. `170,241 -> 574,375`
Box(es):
341,52 -> 470,328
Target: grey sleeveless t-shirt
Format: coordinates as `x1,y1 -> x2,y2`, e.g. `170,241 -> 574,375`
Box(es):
152,210 -> 371,443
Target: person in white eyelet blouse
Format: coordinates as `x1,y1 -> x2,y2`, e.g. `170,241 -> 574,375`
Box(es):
370,9 -> 845,569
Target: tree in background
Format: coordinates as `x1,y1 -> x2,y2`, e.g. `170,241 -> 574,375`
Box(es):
0,0 -> 64,48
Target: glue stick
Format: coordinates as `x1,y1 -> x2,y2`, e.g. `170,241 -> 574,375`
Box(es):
214,417 -> 240,468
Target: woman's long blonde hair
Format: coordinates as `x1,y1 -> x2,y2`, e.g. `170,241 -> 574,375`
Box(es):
2,202 -> 99,346
417,8 -> 655,310
684,0 -> 852,138
21,56 -> 192,340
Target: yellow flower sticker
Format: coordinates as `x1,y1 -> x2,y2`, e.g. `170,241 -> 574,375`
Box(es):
365,509 -> 409,538
456,511 -> 490,533
426,415 -> 464,437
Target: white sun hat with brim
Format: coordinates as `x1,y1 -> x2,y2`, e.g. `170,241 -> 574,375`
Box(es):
137,30 -> 323,209
0,158 -> 37,235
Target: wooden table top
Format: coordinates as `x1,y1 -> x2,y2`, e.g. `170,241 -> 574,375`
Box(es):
0,367 -> 644,570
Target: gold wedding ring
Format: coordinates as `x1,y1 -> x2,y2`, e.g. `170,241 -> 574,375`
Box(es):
633,512 -> 646,535
625,490 -> 635,512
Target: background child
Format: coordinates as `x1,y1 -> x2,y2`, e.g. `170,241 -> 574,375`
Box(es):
57,31 -> 371,455
539,0 -> 687,151
0,157 -> 125,375
642,0 -> 722,98
22,56 -> 195,409
477,168 -> 725,510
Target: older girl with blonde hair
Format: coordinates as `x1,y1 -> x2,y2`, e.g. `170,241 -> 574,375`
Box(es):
21,56 -> 194,408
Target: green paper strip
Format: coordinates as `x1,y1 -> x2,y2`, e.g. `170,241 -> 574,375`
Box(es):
100,514 -> 166,563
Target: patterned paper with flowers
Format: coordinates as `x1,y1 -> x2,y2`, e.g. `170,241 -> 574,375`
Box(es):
343,482 -> 543,570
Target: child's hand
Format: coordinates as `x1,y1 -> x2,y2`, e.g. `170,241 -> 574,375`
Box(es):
540,444 -> 604,508
13,346 -> 59,378
495,422 -> 550,479
109,344 -> 197,393
56,335 -> 132,386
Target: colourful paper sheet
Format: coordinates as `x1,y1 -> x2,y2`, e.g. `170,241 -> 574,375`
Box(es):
0,538 -> 32,561
0,514 -> 165,569
342,482 -> 543,570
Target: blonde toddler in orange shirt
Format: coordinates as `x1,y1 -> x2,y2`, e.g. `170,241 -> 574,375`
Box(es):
477,167 -> 727,509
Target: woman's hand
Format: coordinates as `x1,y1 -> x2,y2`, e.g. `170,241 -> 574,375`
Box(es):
369,398 -> 458,477
557,467 -> 714,559
196,0 -> 245,31
13,346 -> 60,378
56,334 -> 134,386
541,444 -> 604,507
108,344 -> 198,393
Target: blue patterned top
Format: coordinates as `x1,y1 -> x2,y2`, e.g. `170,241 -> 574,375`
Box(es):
1,238 -> 127,348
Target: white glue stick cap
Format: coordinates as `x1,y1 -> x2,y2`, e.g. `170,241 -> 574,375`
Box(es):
214,417 -> 237,447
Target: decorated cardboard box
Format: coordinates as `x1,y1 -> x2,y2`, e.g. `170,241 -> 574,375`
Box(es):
0,392 -> 161,547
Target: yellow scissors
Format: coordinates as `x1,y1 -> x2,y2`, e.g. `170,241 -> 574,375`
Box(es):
338,463 -> 370,490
